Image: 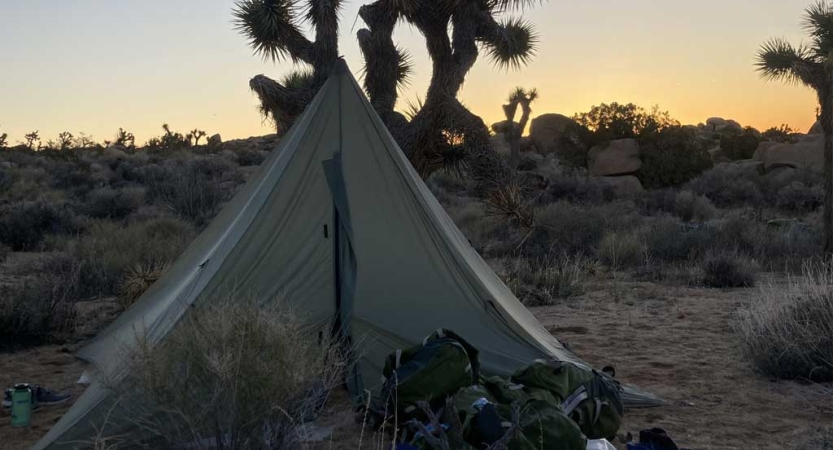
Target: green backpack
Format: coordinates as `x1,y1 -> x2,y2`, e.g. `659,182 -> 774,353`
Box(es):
510,359 -> 624,441
379,329 -> 479,420
451,384 -> 585,450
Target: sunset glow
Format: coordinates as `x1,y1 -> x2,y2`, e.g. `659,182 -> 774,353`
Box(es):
0,0 -> 818,145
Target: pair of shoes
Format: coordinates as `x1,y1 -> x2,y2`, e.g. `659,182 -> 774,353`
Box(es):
2,386 -> 71,409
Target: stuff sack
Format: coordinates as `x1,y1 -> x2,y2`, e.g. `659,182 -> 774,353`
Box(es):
511,360 -> 624,440
379,329 -> 479,420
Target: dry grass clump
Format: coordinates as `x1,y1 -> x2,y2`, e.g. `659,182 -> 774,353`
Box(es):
0,253 -> 81,346
118,261 -> 169,307
598,231 -> 644,269
506,255 -> 586,306
701,251 -> 756,288
735,260 -> 833,381
96,294 -> 343,450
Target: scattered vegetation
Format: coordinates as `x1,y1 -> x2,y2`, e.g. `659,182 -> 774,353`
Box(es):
735,260 -> 833,381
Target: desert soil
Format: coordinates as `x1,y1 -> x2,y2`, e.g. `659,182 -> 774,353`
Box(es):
2,274 -> 831,450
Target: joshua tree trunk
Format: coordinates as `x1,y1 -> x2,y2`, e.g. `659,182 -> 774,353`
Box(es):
358,1 -> 511,184
823,97 -> 833,253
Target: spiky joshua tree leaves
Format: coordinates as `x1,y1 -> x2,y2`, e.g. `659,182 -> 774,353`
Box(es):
757,1 -> 833,251
234,0 -> 544,184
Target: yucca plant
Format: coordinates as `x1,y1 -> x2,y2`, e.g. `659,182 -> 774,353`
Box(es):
757,1 -> 833,251
234,0 -> 544,183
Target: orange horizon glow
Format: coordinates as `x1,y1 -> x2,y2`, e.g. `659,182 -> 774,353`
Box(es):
0,1 -> 819,146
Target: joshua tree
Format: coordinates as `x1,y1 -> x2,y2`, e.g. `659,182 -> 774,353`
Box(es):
0,132 -> 7,149
189,129 -> 207,146
57,131 -> 74,150
115,128 -> 136,149
498,87 -> 538,168
757,1 -> 833,251
23,131 -> 40,150
234,0 -> 543,182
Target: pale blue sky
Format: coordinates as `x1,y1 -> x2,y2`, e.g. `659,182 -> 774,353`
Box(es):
0,0 -> 817,145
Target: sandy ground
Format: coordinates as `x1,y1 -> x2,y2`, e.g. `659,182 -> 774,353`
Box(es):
2,275 -> 831,450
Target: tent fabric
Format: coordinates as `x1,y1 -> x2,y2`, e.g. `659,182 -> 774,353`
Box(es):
32,60 -> 660,450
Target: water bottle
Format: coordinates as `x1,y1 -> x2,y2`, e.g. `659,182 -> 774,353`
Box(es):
11,383 -> 33,427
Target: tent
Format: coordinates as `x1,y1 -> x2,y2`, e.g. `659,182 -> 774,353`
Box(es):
32,60 -> 661,450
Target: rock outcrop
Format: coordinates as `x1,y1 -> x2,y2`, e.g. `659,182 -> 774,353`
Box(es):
587,139 -> 641,176
755,134 -> 823,172
208,134 -> 223,146
529,114 -> 578,152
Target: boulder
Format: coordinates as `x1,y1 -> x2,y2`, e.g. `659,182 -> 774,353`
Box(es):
102,146 -> 128,161
809,120 -> 822,135
490,133 -> 511,155
587,138 -> 641,176
208,134 -> 223,146
529,114 -> 578,151
752,141 -> 779,162
705,117 -> 742,134
491,120 -> 521,135
597,175 -> 644,197
760,134 -> 823,172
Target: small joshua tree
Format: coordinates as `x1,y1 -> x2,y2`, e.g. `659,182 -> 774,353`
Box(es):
189,129 -> 207,146
24,131 -> 40,150
498,87 -> 538,168
115,128 -> 136,149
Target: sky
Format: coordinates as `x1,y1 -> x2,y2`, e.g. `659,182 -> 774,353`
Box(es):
0,0 -> 819,145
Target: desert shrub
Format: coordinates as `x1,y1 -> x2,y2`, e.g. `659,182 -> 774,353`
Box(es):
0,168 -> 13,192
638,126 -> 713,188
507,256 -> 585,306
687,163 -> 762,207
635,188 -> 677,215
103,294 -> 341,450
573,102 -> 679,143
598,231 -> 644,268
84,187 -> 143,220
761,124 -> 799,144
674,190 -> 717,222
642,217 -> 716,262
719,127 -> 761,160
119,261 -> 169,307
0,243 -> 9,263
701,251 -> 756,288
70,218 -> 195,298
553,121 -> 593,168
537,173 -> 615,205
144,123 -> 191,152
146,162 -> 225,224
50,159 -> 97,194
775,181 -> 823,212
0,200 -> 79,250
237,148 -> 266,166
735,260 -> 833,381
0,253 -> 81,346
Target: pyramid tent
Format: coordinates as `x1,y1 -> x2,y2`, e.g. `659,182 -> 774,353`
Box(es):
32,60 -> 660,450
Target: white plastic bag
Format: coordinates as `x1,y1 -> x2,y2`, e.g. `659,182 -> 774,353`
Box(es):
586,439 -> 617,450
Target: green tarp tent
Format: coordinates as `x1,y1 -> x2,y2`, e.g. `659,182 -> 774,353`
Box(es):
32,60 -> 661,450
